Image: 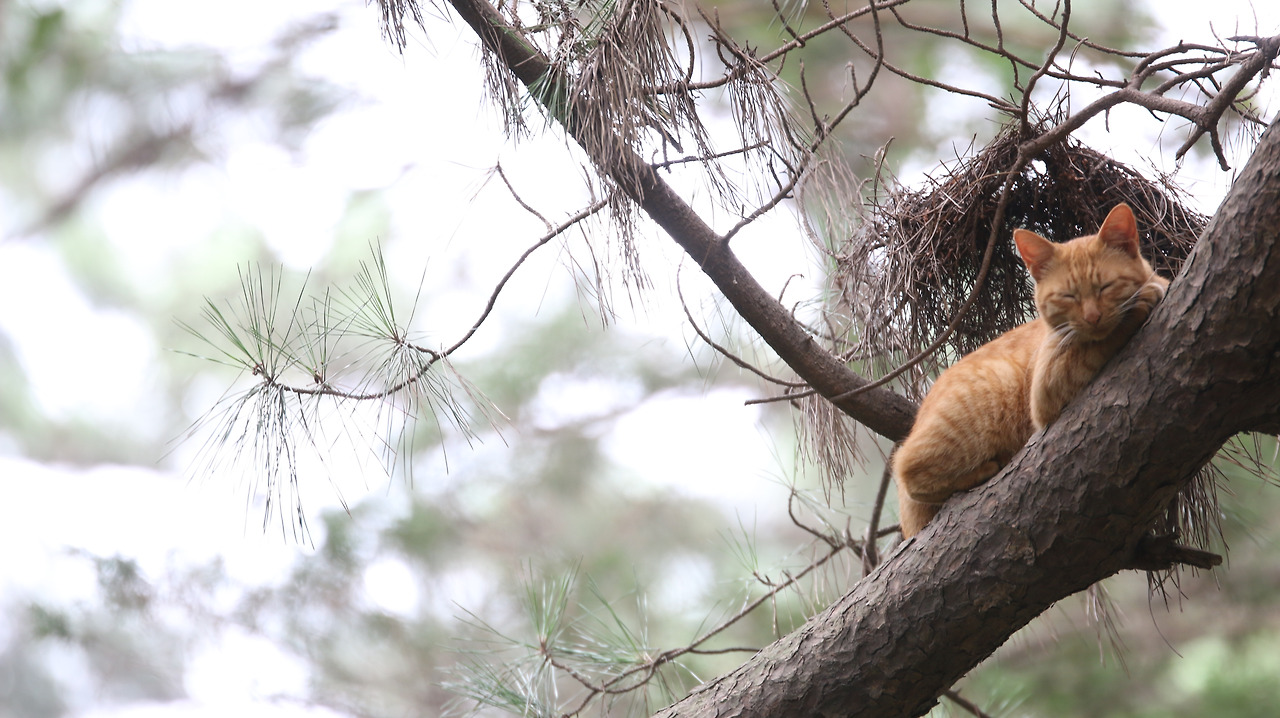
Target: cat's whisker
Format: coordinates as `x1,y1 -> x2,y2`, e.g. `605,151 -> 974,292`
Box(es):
1053,325 -> 1076,352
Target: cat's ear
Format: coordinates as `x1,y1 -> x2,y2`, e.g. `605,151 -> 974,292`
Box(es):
1097,203 -> 1140,258
1014,229 -> 1055,281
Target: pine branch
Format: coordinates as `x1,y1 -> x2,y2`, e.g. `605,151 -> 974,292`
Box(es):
443,0 -> 920,440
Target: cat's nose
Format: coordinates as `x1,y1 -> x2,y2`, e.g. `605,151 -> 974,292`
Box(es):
1082,303 -> 1101,325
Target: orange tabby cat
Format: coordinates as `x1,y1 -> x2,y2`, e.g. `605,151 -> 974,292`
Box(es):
893,203 -> 1169,538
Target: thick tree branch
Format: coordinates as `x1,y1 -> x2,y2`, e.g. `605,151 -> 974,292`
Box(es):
445,0 -> 919,440
651,119 -> 1280,718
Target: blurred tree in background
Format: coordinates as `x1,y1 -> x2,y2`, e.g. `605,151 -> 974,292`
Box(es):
1,1 -> 1279,718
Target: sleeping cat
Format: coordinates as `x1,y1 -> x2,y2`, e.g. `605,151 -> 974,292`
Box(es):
893,203 -> 1170,538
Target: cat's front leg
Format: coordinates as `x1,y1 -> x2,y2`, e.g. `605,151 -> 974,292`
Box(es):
1100,274 -> 1170,352
1030,342 -> 1079,431
1130,274 -> 1170,317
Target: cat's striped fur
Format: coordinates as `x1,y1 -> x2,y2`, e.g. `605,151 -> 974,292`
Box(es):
894,203 -> 1169,538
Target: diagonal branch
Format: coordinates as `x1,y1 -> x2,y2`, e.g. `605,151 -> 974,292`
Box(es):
444,0 -> 919,440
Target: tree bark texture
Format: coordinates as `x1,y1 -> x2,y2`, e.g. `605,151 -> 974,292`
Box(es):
653,118 -> 1280,717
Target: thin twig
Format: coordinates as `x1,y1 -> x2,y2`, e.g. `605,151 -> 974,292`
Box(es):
274,198 -> 610,403
943,688 -> 996,718
862,458 -> 895,574
494,163 -> 553,231
650,141 -> 769,170
676,263 -> 808,388
1019,0 -> 1073,139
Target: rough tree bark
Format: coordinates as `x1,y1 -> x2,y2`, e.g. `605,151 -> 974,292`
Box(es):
652,118 -> 1280,717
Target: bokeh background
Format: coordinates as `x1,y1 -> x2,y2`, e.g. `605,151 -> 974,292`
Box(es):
2,1 -> 1279,716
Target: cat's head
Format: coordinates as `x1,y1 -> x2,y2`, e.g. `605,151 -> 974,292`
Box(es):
1013,203 -> 1158,341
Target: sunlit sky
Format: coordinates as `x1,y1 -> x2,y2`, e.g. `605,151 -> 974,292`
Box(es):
1,0 -> 1278,715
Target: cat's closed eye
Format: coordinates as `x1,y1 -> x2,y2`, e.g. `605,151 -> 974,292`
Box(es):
1101,279 -> 1138,298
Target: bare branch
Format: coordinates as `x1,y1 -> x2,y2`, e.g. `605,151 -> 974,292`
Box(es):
1018,0 -> 1073,139
942,688 -> 995,718
1125,533 -> 1224,572
861,459 -> 895,575
676,264 -> 807,388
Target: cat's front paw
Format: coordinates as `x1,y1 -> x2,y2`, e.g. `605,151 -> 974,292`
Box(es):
1132,275 -> 1169,313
